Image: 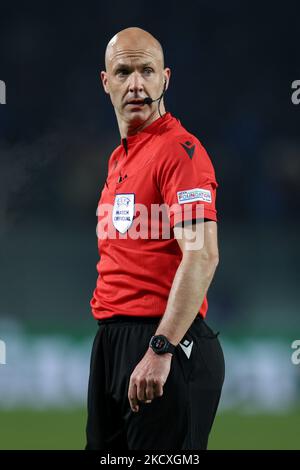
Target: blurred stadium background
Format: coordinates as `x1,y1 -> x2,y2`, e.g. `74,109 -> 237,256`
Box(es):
0,0 -> 299,450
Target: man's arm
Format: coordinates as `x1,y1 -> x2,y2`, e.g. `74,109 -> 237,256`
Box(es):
154,219 -> 219,344
128,219 -> 219,412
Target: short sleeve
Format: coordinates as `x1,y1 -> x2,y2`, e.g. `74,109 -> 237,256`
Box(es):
155,137 -> 218,228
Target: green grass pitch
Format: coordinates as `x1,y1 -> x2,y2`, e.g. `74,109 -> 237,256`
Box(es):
0,408 -> 299,450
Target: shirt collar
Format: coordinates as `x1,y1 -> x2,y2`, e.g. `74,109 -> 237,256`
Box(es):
120,112 -> 177,150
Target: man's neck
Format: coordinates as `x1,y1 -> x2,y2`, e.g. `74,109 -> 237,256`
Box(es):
116,108 -> 166,139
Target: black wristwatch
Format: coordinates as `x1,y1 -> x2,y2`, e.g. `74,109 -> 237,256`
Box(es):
149,335 -> 176,355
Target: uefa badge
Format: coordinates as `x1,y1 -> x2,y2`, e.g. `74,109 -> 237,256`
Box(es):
112,193 -> 135,233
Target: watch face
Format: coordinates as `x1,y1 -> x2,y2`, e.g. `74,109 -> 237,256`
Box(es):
152,335 -> 167,351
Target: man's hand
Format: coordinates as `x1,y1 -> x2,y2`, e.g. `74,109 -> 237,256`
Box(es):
128,348 -> 172,413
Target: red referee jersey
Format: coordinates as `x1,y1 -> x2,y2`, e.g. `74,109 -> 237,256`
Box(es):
90,112 -> 218,320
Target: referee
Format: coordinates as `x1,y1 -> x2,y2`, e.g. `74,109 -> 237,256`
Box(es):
86,27 -> 225,450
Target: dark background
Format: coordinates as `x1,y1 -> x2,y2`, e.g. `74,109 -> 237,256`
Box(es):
0,0 -> 299,334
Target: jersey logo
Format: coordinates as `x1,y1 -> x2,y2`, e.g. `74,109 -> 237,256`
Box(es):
177,188 -> 212,204
179,339 -> 193,359
180,141 -> 195,159
112,193 -> 135,233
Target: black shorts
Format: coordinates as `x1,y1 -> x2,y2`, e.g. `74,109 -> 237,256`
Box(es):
85,315 -> 225,451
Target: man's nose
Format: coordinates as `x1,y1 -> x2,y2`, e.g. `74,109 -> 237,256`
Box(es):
128,72 -> 144,93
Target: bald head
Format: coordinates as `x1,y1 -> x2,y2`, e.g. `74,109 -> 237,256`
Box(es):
101,27 -> 170,132
105,27 -> 164,70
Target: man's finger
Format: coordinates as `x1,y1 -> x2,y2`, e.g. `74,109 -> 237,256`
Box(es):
128,380 -> 139,412
154,381 -> 164,398
137,379 -> 147,401
145,381 -> 155,401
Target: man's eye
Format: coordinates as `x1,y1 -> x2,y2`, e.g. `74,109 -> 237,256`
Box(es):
117,69 -> 129,76
144,68 -> 154,74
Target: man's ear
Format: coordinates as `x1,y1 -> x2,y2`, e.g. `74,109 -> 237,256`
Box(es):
100,71 -> 110,94
163,68 -> 171,91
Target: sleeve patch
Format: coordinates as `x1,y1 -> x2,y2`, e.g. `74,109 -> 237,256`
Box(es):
177,188 -> 212,204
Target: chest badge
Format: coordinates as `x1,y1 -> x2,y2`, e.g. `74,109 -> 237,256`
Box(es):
112,193 -> 135,233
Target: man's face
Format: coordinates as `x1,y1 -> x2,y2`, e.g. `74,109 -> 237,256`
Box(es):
101,43 -> 170,126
